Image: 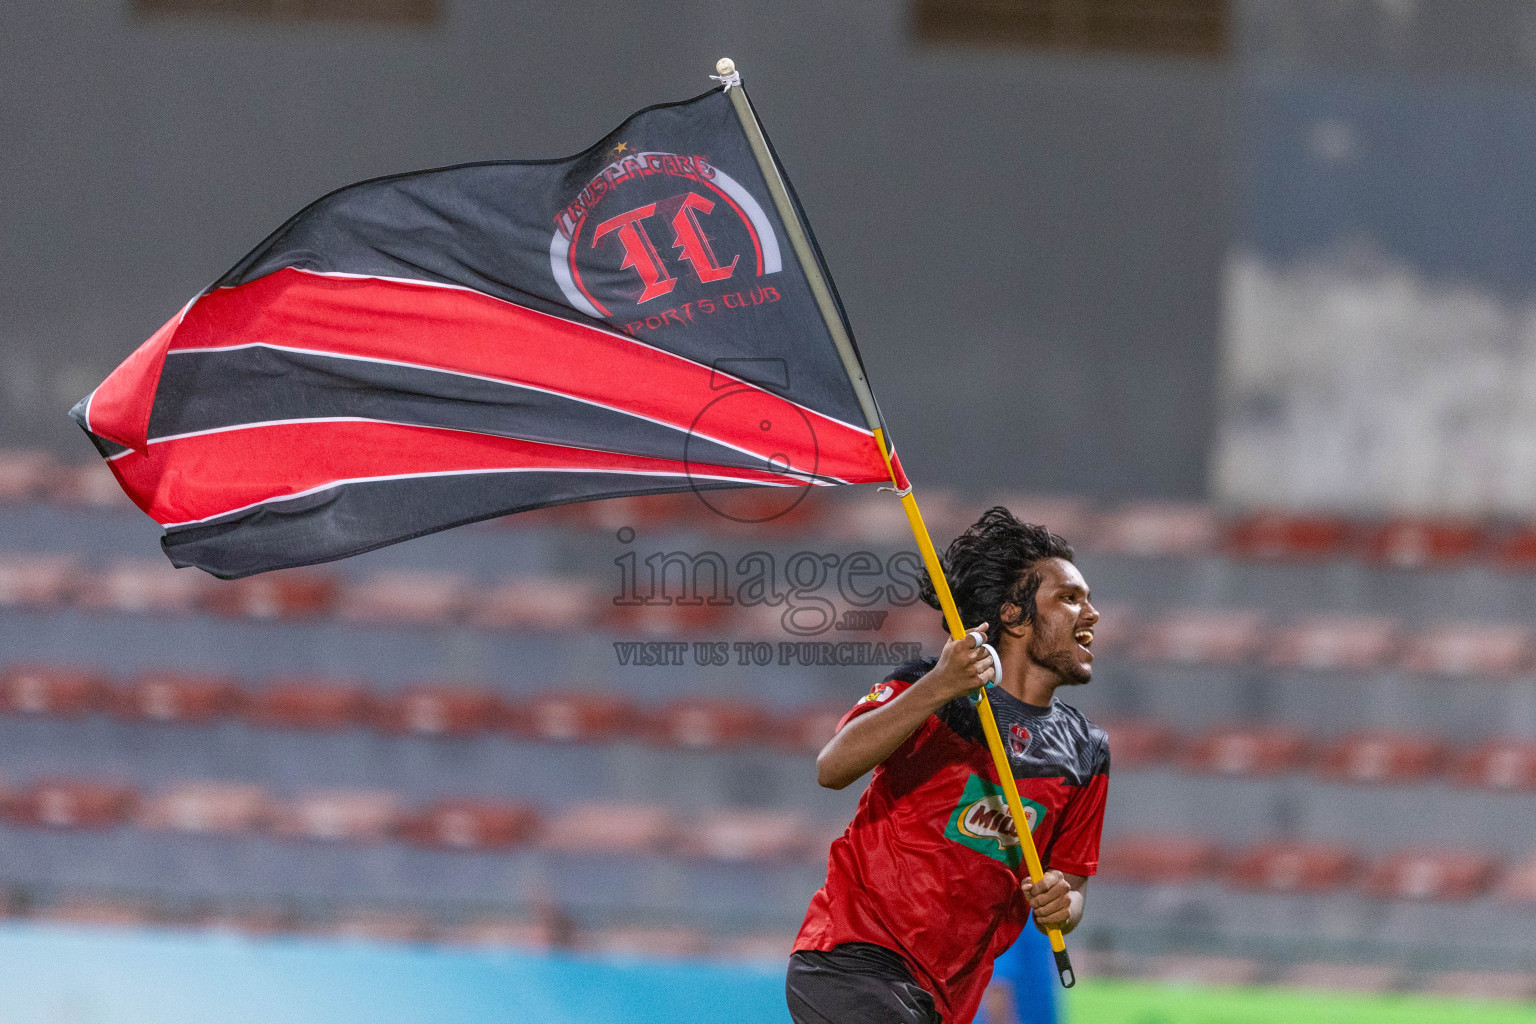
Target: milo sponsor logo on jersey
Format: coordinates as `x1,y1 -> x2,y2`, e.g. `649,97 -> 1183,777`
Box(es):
944,773 -> 1045,867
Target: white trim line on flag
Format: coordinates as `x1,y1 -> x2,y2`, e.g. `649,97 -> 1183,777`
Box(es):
232,266 -> 873,443
160,340 -> 843,483
157,464 -> 825,530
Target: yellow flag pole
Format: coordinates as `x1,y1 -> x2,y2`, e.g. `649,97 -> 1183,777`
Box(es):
717,59 -> 1076,988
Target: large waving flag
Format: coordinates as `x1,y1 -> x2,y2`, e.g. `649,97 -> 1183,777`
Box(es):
71,87 -> 900,578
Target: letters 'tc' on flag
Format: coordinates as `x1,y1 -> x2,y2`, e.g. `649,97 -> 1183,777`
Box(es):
71,88 -> 898,578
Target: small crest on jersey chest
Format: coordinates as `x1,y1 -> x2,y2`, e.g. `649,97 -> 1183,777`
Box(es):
1008,722 -> 1032,758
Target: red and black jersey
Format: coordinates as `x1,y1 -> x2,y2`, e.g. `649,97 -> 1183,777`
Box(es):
794,657 -> 1110,1024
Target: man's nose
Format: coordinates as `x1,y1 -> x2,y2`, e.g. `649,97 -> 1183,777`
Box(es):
1082,601 -> 1100,626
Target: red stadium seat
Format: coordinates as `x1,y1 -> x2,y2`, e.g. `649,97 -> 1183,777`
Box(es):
1095,720 -> 1177,769
1426,972 -> 1536,1001
272,790 -> 404,843
326,910 -> 435,944
515,692 -> 636,743
651,698 -> 772,749
0,450 -> 56,501
1359,520 -> 1488,568
1279,963 -> 1399,993
1493,529 -> 1536,568
202,569 -> 338,620
604,599 -> 733,636
1494,853 -> 1536,904
5,780 -> 137,829
538,802 -> 677,855
774,705 -> 847,754
396,799 -> 539,851
1264,616 -> 1400,671
1134,611 -> 1266,665
468,576 -> 599,630
1365,849 -> 1496,901
75,558 -> 210,615
112,671 -> 241,724
1183,726 -> 1309,777
676,810 -> 810,861
0,665 -> 107,717
377,685 -> 503,737
243,679 -> 372,731
1092,502 -> 1219,557
1226,842 -> 1358,892
0,555 -> 79,609
1401,623 -> 1529,677
1225,513 -> 1352,560
585,924 -> 708,958
1451,740 -> 1536,791
138,782 -> 274,835
1098,834 -> 1221,884
1318,732 -> 1447,785
336,571 -> 473,625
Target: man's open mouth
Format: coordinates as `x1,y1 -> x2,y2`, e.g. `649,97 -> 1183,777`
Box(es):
1074,629 -> 1094,650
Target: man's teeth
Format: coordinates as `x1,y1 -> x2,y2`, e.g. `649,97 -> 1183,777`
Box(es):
1075,630 -> 1094,647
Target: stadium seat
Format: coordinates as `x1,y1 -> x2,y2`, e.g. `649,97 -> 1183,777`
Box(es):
1425,971 -> 1536,1001
538,802 -> 677,855
651,698 -> 772,749
336,571 -> 473,625
675,810 -> 810,862
242,678 -> 373,731
112,671 -> 241,724
0,450 -> 56,501
1134,611 -> 1267,664
0,555 -> 79,609
584,924 -> 709,958
137,782 -> 274,835
1264,616 -> 1400,671
1225,513 -> 1352,560
468,576 -> 599,630
1143,954 -> 1263,987
1494,853 -> 1536,903
604,598 -> 733,636
774,704 -> 847,754
515,692 -> 636,743
1226,842 -> 1358,892
1492,529 -> 1536,568
1091,501 -> 1219,557
1400,623 -> 1530,676
583,492 -> 714,533
0,664 -> 107,717
74,558 -> 210,615
1359,520 -> 1488,568
1364,849 -> 1497,901
1183,726 -> 1309,777
1318,732 -> 1447,785
376,685 -> 503,737
1451,739 -> 1536,791
396,799 -> 539,851
1097,834 -> 1221,884
5,780 -> 137,829
201,569 -> 338,620
1095,719 -> 1176,769
1279,962 -> 1400,993
271,790 -> 404,844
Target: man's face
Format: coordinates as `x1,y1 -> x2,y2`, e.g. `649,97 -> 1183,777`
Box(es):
1023,558 -> 1099,686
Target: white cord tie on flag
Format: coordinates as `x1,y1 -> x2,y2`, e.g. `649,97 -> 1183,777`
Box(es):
712,58 -> 741,91
878,484 -> 912,497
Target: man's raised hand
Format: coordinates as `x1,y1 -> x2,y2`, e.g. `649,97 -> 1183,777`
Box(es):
926,624 -> 997,701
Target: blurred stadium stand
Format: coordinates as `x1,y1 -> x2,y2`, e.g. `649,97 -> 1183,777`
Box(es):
0,452 -> 1534,999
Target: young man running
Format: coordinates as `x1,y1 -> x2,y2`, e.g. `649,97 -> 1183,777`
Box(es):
788,508 -> 1110,1024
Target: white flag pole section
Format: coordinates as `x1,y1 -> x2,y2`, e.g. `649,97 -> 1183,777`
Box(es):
715,57 -> 1076,989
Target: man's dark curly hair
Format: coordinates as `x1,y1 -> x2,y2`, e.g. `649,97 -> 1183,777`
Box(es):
917,507 -> 1075,646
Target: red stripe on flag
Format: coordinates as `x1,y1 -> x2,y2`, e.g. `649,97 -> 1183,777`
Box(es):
163,269 -> 883,483
109,419 -> 815,527
86,302 -> 192,451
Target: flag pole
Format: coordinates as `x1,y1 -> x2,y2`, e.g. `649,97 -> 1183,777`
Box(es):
715,58 -> 1076,989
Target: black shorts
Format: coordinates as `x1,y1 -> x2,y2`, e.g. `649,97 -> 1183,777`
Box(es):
786,943 -> 941,1024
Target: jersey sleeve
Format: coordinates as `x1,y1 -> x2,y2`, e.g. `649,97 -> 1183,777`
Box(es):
1046,729 -> 1110,876
834,677 -> 914,732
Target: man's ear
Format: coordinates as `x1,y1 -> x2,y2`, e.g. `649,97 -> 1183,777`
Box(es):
999,602 -> 1030,639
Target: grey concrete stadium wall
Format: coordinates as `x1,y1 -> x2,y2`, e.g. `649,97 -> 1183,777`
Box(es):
0,0 -> 1227,499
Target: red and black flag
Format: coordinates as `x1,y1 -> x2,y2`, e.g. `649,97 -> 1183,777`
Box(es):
72,87 -> 900,578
